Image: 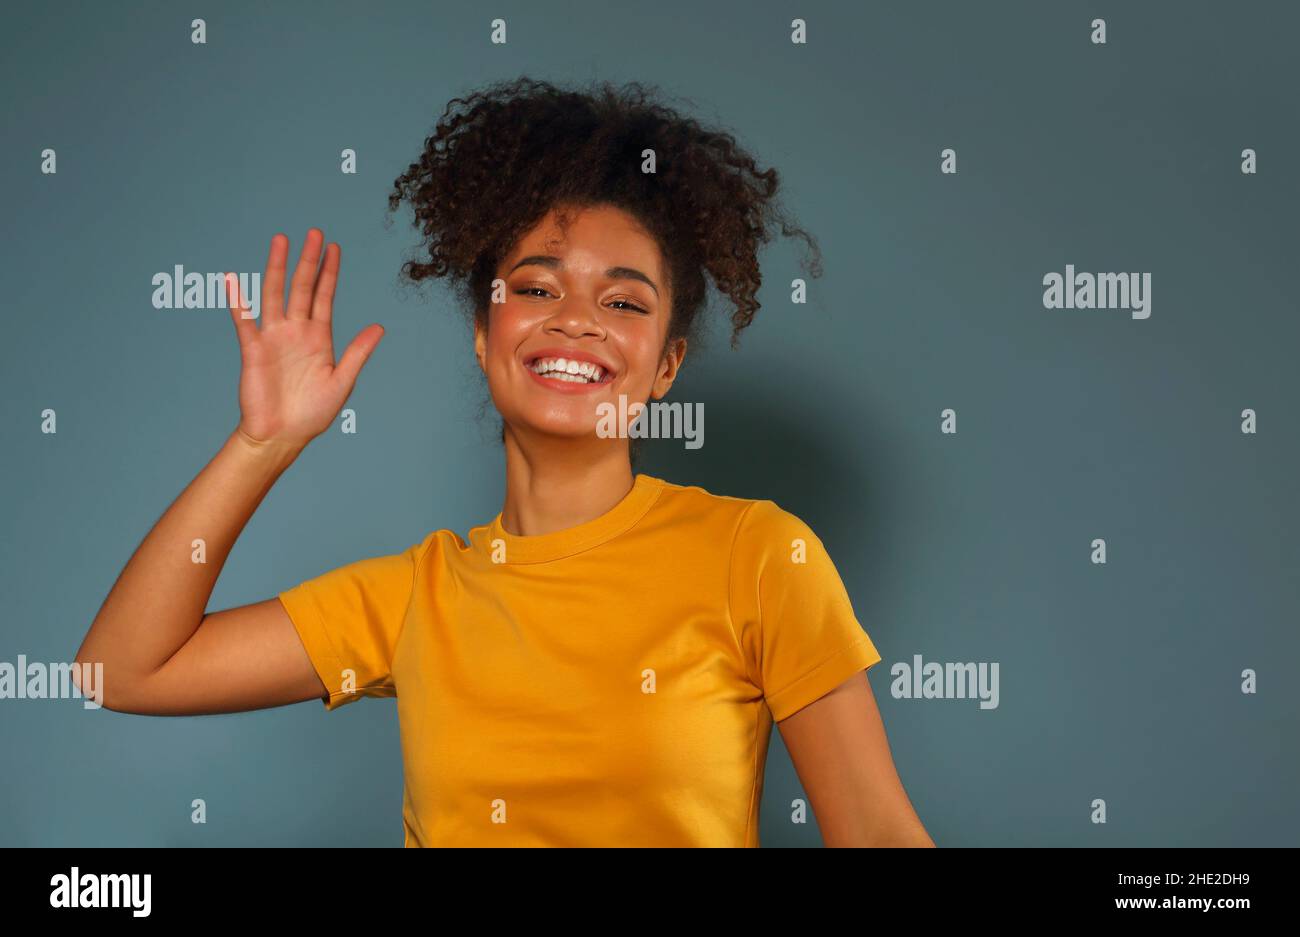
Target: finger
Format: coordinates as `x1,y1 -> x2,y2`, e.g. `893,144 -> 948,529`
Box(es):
332,324 -> 385,391
285,228 -> 324,320
225,273 -> 258,345
262,234 -> 288,322
311,242 -> 340,323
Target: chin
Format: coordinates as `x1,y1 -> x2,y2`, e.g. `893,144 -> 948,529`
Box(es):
502,406 -> 602,442
528,415 -> 603,440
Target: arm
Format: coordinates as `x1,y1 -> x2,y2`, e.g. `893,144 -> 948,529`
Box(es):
73,229 -> 384,715
778,671 -> 936,847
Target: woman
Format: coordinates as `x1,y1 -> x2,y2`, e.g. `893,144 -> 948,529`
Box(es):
75,78 -> 933,848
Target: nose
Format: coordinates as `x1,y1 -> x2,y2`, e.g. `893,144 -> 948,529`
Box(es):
544,297 -> 605,339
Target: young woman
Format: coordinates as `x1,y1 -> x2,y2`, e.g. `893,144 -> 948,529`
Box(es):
75,78 -> 933,848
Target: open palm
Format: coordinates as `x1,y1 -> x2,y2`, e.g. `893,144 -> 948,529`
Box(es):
226,230 -> 383,447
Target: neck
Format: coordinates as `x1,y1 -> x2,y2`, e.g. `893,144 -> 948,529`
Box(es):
499,427 -> 636,537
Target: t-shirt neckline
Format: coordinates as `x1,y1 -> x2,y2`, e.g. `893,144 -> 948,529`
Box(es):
485,473 -> 664,564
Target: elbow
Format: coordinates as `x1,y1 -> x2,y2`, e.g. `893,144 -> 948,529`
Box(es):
69,651 -> 137,714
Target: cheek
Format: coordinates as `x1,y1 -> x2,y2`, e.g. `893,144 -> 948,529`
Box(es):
625,342 -> 667,390
481,310 -> 542,404
481,309 -> 525,365
607,319 -> 664,373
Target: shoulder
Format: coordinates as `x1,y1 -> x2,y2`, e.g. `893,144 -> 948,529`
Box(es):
366,528 -> 470,573
415,527 -> 480,561
642,475 -> 815,547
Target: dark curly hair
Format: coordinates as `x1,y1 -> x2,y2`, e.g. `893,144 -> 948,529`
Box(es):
386,76 -> 821,352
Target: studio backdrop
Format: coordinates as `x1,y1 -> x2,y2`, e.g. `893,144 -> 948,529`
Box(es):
1,0 -> 1296,846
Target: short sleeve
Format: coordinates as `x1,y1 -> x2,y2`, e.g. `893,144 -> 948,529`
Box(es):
728,500 -> 882,722
278,532 -> 434,711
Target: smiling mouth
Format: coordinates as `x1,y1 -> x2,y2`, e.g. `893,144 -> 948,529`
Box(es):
524,355 -> 615,385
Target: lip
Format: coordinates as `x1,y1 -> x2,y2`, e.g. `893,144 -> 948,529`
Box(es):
521,346 -> 617,394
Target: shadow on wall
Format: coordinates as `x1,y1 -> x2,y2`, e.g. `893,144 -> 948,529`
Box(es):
637,375 -> 885,570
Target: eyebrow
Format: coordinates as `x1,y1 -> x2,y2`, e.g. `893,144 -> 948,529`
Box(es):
508,255 -> 660,298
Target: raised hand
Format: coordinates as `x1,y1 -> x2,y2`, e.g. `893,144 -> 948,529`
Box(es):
225,229 -> 384,449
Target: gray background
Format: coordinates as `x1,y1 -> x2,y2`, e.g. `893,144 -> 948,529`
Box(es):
1,0 -> 1296,846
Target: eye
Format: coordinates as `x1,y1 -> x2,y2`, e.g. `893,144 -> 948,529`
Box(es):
515,287 -> 555,299
609,298 -> 649,313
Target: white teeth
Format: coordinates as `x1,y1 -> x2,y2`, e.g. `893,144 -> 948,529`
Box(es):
528,356 -> 606,383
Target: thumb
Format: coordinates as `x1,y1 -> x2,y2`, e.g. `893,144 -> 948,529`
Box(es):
333,324 -> 385,391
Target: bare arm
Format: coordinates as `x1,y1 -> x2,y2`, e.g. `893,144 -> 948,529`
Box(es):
73,229 -> 384,715
779,671 -> 936,847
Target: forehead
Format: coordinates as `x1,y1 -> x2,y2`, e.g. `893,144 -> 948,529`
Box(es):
505,204 -> 664,274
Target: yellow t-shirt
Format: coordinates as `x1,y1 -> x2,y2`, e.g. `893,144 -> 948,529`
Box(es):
278,473 -> 881,847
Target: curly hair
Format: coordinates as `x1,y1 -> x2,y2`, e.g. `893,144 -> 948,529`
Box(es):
386,76 -> 821,352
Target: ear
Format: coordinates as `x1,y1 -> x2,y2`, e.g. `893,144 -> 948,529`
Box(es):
650,338 -> 688,399
473,316 -> 487,374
